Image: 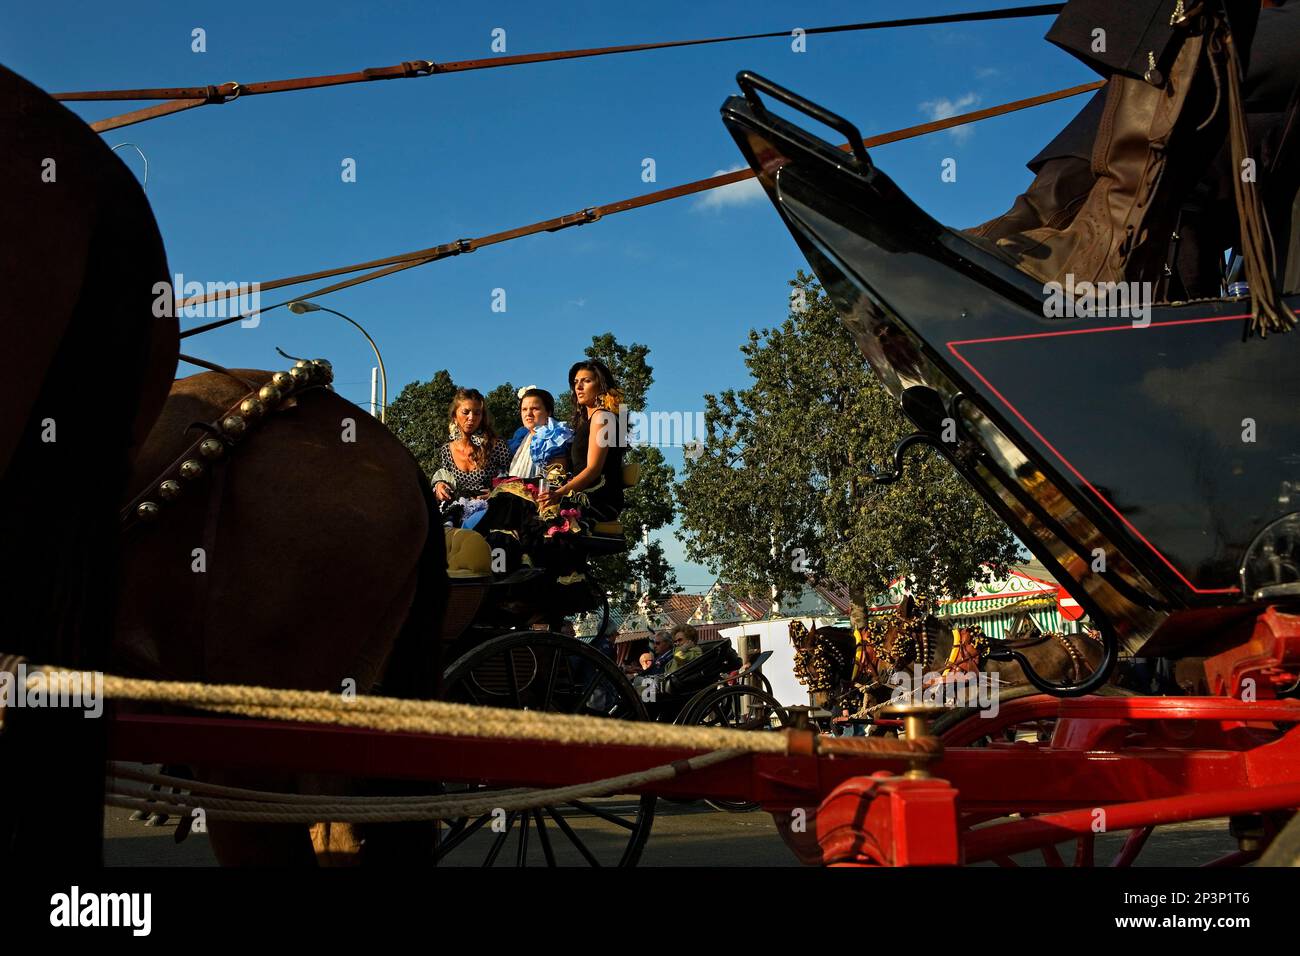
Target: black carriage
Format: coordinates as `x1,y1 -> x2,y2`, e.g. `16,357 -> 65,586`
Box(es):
432,513 -> 789,862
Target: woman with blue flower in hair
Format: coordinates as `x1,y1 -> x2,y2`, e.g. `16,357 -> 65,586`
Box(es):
507,386 -> 572,479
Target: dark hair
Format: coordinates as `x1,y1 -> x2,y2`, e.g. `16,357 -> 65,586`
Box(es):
518,388 -> 555,417
448,387 -> 499,468
567,359 -> 619,429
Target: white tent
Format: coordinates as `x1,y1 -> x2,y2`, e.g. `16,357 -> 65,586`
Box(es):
718,616 -> 835,709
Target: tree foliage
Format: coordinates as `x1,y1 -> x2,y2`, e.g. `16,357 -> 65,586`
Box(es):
676,272 -> 1020,611
483,382 -> 519,443
387,369 -> 457,476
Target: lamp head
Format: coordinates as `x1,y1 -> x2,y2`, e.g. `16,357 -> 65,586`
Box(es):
287,300 -> 321,315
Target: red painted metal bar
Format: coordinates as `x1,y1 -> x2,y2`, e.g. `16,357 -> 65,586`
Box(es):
961,781 -> 1300,863
940,695 -> 1300,747
111,708 -> 1300,811
1110,825 -> 1153,867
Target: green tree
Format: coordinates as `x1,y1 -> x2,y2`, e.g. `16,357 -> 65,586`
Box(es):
483,381 -> 519,442
387,369 -> 457,477
676,272 -> 1020,617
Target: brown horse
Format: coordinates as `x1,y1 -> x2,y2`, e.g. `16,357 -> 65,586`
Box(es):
112,368 -> 448,864
0,63 -> 179,865
0,64 -> 445,865
791,598 -> 1103,728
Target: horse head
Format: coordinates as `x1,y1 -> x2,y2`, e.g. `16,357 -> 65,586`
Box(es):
865,595 -> 951,676
790,619 -> 843,705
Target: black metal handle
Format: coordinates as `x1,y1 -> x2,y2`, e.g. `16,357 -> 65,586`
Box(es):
736,70 -> 873,172
984,629 -> 1117,698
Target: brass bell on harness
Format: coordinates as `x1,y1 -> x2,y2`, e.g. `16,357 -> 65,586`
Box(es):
158,479 -> 182,500
289,365 -> 310,383
179,459 -> 204,480
136,501 -> 160,520
258,385 -> 282,406
271,371 -> 294,390
221,414 -> 247,436
294,360 -> 311,369
199,438 -> 225,459
239,398 -> 265,419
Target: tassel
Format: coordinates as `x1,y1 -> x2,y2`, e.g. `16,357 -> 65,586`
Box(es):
1219,25 -> 1296,338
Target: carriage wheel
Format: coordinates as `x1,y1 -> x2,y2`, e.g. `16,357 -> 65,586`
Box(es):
680,684 -> 789,813
435,631 -> 656,867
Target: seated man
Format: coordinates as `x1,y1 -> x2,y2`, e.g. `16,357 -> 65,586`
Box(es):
647,631 -> 674,674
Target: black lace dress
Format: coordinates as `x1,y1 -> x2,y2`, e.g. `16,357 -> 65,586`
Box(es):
435,440 -> 510,498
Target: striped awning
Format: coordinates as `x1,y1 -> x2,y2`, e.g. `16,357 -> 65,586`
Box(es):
940,593 -> 1056,619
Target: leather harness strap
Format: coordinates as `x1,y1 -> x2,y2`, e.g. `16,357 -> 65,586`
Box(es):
91,96 -> 213,133
60,5 -> 1066,128
177,78 -> 1103,337
1053,631 -> 1087,684
849,627 -> 880,686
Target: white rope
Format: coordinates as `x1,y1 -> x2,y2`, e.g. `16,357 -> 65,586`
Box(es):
105,749 -> 745,823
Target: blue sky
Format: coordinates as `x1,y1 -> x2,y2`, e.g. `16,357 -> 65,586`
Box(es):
4,1 -> 1098,591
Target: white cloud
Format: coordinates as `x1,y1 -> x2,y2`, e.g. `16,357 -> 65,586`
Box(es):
919,92 -> 981,143
975,67 -> 1000,79
693,166 -> 765,211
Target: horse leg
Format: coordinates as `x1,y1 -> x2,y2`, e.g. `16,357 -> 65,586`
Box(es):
200,769 -> 318,867
353,496 -> 448,867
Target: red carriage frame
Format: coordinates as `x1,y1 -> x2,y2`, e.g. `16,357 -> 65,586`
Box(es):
106,605 -> 1300,866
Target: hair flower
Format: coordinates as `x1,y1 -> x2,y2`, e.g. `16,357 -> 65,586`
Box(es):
599,387 -> 625,413
530,420 -> 573,465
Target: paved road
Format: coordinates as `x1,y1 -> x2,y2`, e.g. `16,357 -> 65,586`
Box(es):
104,801 -> 1241,867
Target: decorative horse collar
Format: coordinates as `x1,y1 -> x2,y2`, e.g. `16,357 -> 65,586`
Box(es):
120,357 -> 334,532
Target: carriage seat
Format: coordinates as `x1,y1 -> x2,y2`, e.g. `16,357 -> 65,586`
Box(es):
583,461 -> 640,553
660,639 -> 743,698
445,526 -> 492,578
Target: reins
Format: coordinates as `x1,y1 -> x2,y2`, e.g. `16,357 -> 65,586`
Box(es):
56,5 -> 1067,132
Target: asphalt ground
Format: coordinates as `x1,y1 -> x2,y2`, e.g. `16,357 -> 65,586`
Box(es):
103,800 -> 1243,867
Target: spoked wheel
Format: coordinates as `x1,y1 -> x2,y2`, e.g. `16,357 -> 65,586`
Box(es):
680,684 -> 789,813
434,631 -> 656,866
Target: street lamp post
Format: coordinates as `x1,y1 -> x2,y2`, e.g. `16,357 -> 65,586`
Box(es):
287,300 -> 388,423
